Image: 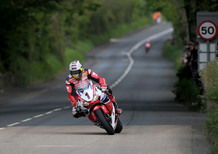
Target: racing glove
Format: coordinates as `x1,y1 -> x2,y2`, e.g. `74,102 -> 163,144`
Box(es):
72,107 -> 88,118
101,87 -> 107,92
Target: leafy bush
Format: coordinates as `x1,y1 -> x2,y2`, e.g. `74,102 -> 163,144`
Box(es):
10,55 -> 63,85
201,61 -> 218,104
162,40 -> 183,70
64,48 -> 85,65
45,54 -> 63,75
174,78 -> 201,108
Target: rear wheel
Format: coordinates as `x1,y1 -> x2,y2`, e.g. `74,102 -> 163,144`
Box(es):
115,118 -> 123,133
95,109 -> 114,135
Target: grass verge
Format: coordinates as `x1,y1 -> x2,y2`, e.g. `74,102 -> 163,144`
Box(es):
207,108 -> 218,154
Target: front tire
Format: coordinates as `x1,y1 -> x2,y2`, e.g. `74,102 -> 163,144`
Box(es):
115,118 -> 123,133
95,109 -> 114,135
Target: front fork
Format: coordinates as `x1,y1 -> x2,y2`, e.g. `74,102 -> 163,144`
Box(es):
88,104 -> 109,122
88,102 -> 118,123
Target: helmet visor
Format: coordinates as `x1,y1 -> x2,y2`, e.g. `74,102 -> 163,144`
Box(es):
70,70 -> 82,79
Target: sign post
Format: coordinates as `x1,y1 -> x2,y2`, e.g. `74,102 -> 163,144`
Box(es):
197,12 -> 218,71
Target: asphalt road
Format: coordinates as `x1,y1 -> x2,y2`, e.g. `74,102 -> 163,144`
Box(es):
0,22 -> 210,154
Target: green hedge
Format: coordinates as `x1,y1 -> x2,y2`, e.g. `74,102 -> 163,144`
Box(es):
201,61 -> 218,153
201,61 -> 218,104
0,0 -> 152,87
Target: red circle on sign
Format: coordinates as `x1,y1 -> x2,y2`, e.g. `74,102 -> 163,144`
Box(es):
198,20 -> 217,40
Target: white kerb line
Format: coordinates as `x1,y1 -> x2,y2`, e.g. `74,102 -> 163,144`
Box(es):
110,28 -> 173,88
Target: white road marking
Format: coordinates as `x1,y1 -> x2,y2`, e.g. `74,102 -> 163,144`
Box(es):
0,27 -> 173,130
53,108 -> 62,112
45,111 -> 53,115
33,114 -> 44,118
36,145 -> 75,148
7,122 -> 20,127
0,107 -> 64,130
110,38 -> 119,42
21,118 -> 32,122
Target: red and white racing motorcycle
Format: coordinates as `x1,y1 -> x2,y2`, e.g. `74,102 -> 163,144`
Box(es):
75,80 -> 123,135
144,40 -> 151,53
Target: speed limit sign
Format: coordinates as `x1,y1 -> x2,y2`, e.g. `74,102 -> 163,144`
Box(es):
198,20 -> 217,40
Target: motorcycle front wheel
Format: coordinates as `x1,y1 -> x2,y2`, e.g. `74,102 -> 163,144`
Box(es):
115,118 -> 123,133
95,109 -> 114,135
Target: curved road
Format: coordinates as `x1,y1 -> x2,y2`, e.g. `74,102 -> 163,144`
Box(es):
0,22 -> 210,154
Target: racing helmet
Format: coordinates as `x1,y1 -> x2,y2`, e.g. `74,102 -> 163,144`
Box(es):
69,60 -> 84,79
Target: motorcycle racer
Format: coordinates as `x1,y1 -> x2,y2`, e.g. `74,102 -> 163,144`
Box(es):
65,60 -> 121,118
144,40 -> 151,53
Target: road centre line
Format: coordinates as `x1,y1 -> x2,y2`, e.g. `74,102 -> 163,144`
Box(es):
7,122 -> 20,127
36,145 -> 76,148
53,108 -> 62,112
1,107 -> 65,129
45,111 -> 53,115
33,114 -> 44,118
21,118 -> 33,122
0,27 -> 173,130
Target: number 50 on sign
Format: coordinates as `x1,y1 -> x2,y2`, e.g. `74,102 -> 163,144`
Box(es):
198,20 -> 217,40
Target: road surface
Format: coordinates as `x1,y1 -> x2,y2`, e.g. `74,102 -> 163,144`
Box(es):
0,22 -> 210,154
